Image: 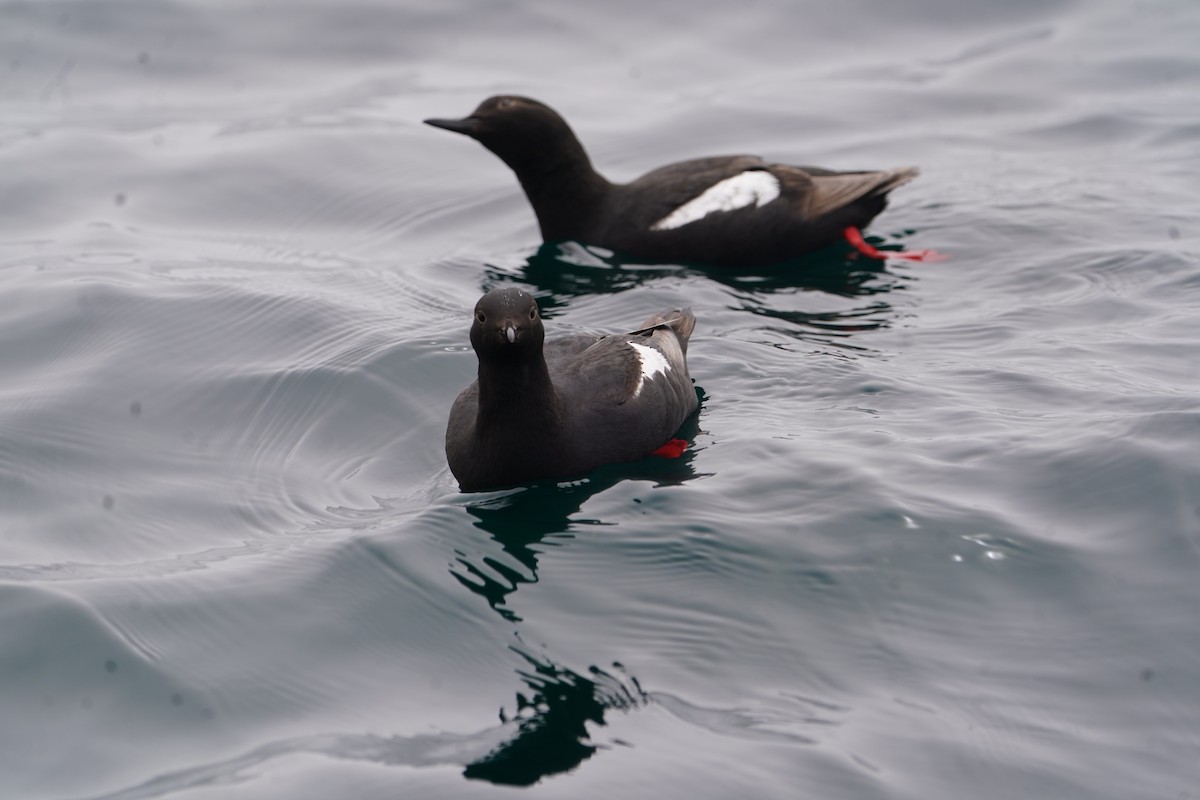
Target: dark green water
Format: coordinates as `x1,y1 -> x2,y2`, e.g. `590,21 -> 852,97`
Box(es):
1,1 -> 1198,797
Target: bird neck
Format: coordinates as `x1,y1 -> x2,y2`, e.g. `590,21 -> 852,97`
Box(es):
512,145 -> 611,242
476,355 -> 562,434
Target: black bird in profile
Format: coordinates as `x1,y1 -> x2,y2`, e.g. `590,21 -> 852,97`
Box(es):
426,95 -> 920,268
446,287 -> 697,492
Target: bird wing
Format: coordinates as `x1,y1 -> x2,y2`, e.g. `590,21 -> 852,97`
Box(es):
777,165 -> 920,220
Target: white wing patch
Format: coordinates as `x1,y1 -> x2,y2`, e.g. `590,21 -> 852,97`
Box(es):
628,341 -> 670,397
650,170 -> 781,231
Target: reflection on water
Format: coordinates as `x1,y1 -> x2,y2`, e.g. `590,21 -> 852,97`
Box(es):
464,652 -> 643,785
477,236 -> 912,351
451,405 -> 704,622
462,647 -> 825,786
485,234 -> 914,302
447,413 -> 717,785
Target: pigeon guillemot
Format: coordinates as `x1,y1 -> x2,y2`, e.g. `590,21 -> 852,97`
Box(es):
425,95 -> 925,267
446,287 -> 697,491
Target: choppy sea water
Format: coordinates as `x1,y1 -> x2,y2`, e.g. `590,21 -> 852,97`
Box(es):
2,1 -> 1199,798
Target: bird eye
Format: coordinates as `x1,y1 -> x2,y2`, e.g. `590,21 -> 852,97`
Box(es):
529,307 -> 537,320
475,311 -> 486,324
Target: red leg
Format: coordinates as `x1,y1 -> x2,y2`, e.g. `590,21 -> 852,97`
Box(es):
651,438 -> 688,458
843,227 -> 948,262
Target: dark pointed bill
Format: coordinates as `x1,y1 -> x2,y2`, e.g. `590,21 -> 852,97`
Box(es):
424,116 -> 478,136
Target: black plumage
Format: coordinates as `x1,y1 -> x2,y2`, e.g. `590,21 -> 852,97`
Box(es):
446,287 -> 697,491
425,95 -> 918,267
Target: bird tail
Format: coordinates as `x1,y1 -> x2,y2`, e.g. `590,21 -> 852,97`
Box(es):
806,166 -> 920,219
875,165 -> 920,194
631,306 -> 696,354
